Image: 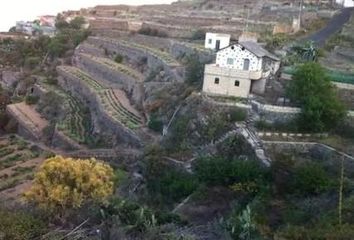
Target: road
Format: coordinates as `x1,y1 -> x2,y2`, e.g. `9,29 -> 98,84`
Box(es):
305,7 -> 354,46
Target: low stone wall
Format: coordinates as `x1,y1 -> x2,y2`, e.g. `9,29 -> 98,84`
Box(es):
251,100 -> 301,124
87,37 -> 185,82
57,68 -> 142,147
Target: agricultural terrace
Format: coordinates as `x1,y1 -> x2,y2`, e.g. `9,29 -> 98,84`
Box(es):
78,53 -> 144,81
41,84 -> 93,145
0,135 -> 44,200
58,66 -> 143,130
93,37 -> 181,67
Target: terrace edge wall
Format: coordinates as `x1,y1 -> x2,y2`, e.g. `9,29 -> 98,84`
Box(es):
74,54 -> 144,106
86,37 -> 185,82
57,68 -> 142,148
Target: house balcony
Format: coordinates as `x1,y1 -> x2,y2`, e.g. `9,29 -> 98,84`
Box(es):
204,64 -> 270,80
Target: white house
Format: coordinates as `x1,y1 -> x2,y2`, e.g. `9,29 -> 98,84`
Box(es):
205,32 -> 231,51
336,0 -> 354,7
203,41 -> 280,98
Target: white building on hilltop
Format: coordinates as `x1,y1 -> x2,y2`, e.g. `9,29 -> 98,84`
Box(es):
203,41 -> 280,98
204,32 -> 231,51
336,0 -> 354,7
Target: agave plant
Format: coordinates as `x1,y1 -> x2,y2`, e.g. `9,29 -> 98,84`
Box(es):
290,41 -> 318,62
238,205 -> 256,240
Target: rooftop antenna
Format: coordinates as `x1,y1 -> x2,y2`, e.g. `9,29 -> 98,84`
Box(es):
246,7 -> 250,32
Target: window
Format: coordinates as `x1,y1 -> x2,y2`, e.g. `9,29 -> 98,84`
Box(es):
243,59 -> 250,70
227,58 -> 234,65
234,80 -> 240,87
208,39 -> 212,44
214,78 -> 220,84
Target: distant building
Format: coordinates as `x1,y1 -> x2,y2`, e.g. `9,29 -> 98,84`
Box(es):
203,41 -> 280,98
39,15 -> 56,28
204,32 -> 231,51
336,0 -> 354,7
16,21 -> 36,35
16,18 -> 56,37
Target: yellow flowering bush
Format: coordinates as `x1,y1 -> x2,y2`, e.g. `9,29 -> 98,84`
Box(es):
24,156 -> 114,211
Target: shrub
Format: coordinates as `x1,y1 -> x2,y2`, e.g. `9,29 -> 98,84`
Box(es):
229,108 -> 247,122
148,114 -> 164,133
195,157 -> 267,187
201,110 -> 231,142
69,16 -> 86,30
114,54 -> 123,64
138,27 -> 168,38
25,95 -> 39,105
147,167 -> 198,204
0,208 -> 46,240
191,29 -> 206,40
184,54 -> 204,86
24,56 -> 41,69
144,154 -> 198,204
292,162 -> 331,195
24,156 -> 114,213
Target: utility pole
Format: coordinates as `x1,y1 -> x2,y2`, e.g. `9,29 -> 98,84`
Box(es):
298,0 -> 304,29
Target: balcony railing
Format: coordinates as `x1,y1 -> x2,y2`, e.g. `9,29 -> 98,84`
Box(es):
205,64 -> 269,80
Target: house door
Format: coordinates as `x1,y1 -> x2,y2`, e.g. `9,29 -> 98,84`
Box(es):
215,40 -> 221,50
243,59 -> 250,70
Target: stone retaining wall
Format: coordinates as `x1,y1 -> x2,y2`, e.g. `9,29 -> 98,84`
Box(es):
75,43 -> 105,58
57,68 -> 142,147
87,36 -> 185,82
251,100 -> 301,123
141,22 -> 194,39
74,54 -> 144,105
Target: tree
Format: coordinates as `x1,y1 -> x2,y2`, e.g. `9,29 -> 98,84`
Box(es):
185,54 -> 204,86
293,162 -> 331,195
287,62 -> 346,132
24,156 -> 114,213
69,16 -> 86,30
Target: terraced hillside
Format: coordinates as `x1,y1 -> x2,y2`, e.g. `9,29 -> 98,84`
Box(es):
88,37 -> 180,67
57,66 -> 143,130
40,84 -> 93,145
0,135 -> 44,200
57,94 -> 92,144
77,53 -> 144,82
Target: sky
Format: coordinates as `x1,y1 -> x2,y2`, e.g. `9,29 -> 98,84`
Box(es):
0,0 -> 176,31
